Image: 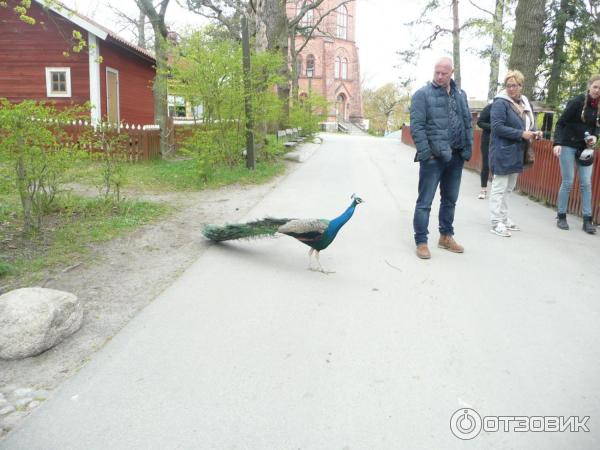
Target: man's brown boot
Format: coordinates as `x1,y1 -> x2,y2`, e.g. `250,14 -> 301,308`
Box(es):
438,235 -> 464,253
416,243 -> 431,259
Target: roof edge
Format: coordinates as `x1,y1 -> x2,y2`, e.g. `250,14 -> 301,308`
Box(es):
34,0 -> 108,40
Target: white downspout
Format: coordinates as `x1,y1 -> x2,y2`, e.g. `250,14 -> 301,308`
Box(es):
88,33 -> 101,125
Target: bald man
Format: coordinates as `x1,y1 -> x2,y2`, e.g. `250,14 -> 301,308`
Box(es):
409,57 -> 473,259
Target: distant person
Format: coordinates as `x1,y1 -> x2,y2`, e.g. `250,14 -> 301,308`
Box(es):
552,74 -> 599,234
476,102 -> 492,199
410,57 -> 473,259
489,70 -> 542,237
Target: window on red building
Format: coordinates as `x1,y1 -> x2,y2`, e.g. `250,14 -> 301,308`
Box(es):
342,58 -> 348,79
336,5 -> 348,39
334,57 -> 341,79
45,67 -> 71,97
306,54 -> 315,77
299,1 -> 314,26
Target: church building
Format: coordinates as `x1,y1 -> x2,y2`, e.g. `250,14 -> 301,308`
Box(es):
289,1 -> 364,127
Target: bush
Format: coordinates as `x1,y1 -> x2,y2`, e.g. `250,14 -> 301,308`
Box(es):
0,99 -> 86,235
288,93 -> 328,138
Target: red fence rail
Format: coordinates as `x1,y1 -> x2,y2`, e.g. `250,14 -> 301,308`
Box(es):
62,122 -> 162,162
401,126 -> 600,223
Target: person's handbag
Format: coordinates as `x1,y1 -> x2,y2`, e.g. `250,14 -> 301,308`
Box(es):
523,140 -> 535,167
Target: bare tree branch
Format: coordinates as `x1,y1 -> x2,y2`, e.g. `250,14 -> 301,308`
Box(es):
292,0 -> 355,54
468,0 -> 494,16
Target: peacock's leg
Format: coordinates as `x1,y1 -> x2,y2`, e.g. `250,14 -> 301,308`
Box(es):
307,248 -> 313,270
315,251 -> 335,274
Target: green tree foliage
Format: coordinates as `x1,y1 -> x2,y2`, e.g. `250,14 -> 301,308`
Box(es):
362,84 -> 409,136
169,30 -> 284,180
1,0 -> 40,25
0,99 -> 85,235
541,0 -> 600,106
288,93 -> 328,138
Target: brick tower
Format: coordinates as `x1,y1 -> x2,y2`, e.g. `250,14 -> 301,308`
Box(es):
289,1 -> 364,126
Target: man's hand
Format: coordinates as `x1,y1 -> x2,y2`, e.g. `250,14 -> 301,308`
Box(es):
553,145 -> 561,157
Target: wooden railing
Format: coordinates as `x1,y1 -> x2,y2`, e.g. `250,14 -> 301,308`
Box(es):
62,121 -> 162,162
401,126 -> 600,223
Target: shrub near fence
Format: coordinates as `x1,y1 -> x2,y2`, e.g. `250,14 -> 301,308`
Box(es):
401,126 -> 600,223
64,121 -> 162,162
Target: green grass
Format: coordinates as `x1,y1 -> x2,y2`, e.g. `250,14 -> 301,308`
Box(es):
0,144 -> 287,285
65,158 -> 286,192
0,194 -> 170,284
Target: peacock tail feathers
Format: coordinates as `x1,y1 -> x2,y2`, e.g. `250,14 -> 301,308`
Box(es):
202,217 -> 293,242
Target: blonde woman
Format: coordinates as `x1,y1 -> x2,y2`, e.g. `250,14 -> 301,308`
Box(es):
553,74 -> 599,234
489,70 -> 542,237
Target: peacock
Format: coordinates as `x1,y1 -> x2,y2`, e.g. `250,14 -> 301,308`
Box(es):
202,194 -> 364,273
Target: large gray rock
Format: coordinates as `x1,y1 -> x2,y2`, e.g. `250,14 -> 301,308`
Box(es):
0,287 -> 83,360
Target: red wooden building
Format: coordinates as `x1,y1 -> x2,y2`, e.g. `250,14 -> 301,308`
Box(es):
0,0 -> 156,125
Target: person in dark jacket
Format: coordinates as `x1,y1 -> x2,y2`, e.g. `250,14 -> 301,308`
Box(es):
410,57 -> 473,259
476,103 -> 492,199
489,70 -> 542,237
553,74 -> 599,234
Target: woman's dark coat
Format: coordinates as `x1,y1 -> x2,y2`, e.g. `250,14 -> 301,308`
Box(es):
490,98 -> 531,175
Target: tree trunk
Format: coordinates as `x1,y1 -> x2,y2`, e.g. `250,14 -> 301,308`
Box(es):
452,0 -> 461,89
289,27 -> 299,103
508,0 -> 546,100
136,0 -> 171,156
137,9 -> 146,49
255,0 -> 290,125
15,151 -> 34,235
254,0 -> 269,53
153,36 -> 170,156
546,0 -> 571,107
487,0 -> 505,100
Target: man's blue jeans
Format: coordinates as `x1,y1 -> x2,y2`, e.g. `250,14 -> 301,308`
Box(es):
558,146 -> 593,216
413,154 -> 464,245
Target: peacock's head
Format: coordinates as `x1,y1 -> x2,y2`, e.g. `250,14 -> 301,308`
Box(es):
351,193 -> 365,204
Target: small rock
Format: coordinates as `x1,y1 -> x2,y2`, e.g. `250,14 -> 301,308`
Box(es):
0,405 -> 15,416
15,398 -> 33,408
14,388 -> 34,398
0,399 -> 8,408
33,390 -> 49,400
27,401 -> 41,410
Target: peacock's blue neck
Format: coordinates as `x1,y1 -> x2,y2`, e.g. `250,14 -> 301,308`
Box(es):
327,200 -> 357,237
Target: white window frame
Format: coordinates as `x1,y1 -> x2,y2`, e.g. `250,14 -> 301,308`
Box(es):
45,67 -> 72,97
334,57 -> 341,79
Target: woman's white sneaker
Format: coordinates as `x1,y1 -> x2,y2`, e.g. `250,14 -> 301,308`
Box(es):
504,219 -> 520,231
491,222 -> 512,237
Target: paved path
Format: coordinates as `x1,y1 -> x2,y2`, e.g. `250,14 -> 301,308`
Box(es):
2,134 -> 599,449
